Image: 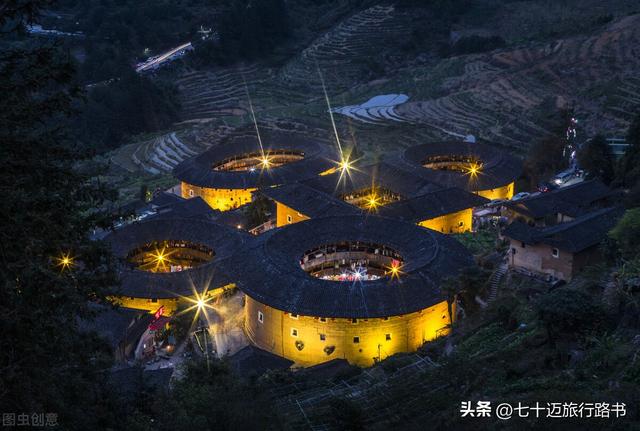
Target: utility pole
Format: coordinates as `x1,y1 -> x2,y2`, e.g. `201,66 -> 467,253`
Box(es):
202,325 -> 210,373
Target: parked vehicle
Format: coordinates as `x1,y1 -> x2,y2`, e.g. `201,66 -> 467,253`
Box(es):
537,182 -> 559,193
487,198 -> 507,207
552,171 -> 574,185
511,192 -> 530,201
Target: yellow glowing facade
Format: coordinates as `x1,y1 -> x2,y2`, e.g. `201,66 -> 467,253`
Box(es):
244,296 -> 453,367
181,182 -> 256,211
419,208 -> 473,234
276,202 -> 310,227
274,200 -> 474,233
109,296 -> 181,314
477,182 -> 514,201
108,284 -> 234,315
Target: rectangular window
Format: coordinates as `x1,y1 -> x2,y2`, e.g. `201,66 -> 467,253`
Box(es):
257,311 -> 264,323
552,248 -> 559,258
351,318 -> 357,324
319,317 -> 326,323
289,313 -> 298,320
286,215 -> 292,224
385,334 -> 391,341
188,189 -> 194,197
520,242 -> 526,248
319,334 -> 326,341
353,336 -> 360,344
291,328 -> 298,337
151,298 -> 158,303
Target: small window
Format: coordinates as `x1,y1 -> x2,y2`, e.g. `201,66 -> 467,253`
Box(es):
287,215 -> 292,223
458,221 -> 464,227
353,336 -> 360,344
319,333 -> 326,341
552,248 -> 559,258
382,317 -> 389,321
511,247 -> 516,255
351,318 -> 357,324
289,313 -> 298,320
291,328 -> 298,337
520,242 -> 526,248
385,334 -> 391,341
319,317 -> 326,323
151,298 -> 158,303
257,311 -> 264,323
188,189 -> 194,197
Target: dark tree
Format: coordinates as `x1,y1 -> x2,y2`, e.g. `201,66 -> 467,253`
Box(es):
609,208 -> 640,259
578,134 -> 615,184
535,288 -> 601,342
524,109 -> 572,187
616,112 -> 640,189
0,4 -> 119,428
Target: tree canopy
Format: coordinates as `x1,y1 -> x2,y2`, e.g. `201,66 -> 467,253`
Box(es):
0,4 -> 119,427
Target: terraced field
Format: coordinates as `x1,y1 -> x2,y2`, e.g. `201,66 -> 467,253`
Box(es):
112,131 -> 212,174
333,14 -> 640,150
277,5 -> 414,94
175,65 -> 267,123
119,7 -> 640,177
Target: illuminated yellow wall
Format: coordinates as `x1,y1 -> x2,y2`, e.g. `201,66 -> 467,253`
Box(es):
181,182 -> 255,211
275,202 -> 310,227
419,208 -> 473,234
244,296 -> 453,367
108,296 -> 180,314
108,284 -> 234,315
477,182 -> 514,200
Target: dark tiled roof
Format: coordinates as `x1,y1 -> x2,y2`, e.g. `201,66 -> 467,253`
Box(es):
392,141 -> 522,191
503,180 -> 612,219
261,183 -> 361,218
152,196 -> 217,220
105,218 -> 249,298
263,174 -> 485,222
302,161 -> 443,198
150,191 -> 184,208
173,131 -> 337,189
78,304 -> 148,349
378,188 -> 489,222
503,207 -> 623,253
229,345 -> 294,375
229,215 -> 474,318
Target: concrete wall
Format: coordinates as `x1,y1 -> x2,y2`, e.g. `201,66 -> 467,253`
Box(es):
181,182 -> 255,211
108,284 -> 234,315
275,202 -> 310,227
109,296 -> 180,314
478,182 -> 514,200
419,208 -> 473,234
244,296 -> 453,367
508,240 -> 573,281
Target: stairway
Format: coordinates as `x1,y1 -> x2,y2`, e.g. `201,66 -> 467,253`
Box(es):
487,262 -> 508,303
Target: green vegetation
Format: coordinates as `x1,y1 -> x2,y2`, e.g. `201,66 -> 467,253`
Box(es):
0,5 -> 119,428
578,134 -> 615,185
523,108 -> 573,187
609,208 -> 640,260
189,0 -> 291,67
74,72 -> 180,152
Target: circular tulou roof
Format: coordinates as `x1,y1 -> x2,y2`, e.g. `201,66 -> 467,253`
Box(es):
397,141 -> 522,191
229,215 -> 474,318
105,218 -> 250,299
173,131 -> 336,189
